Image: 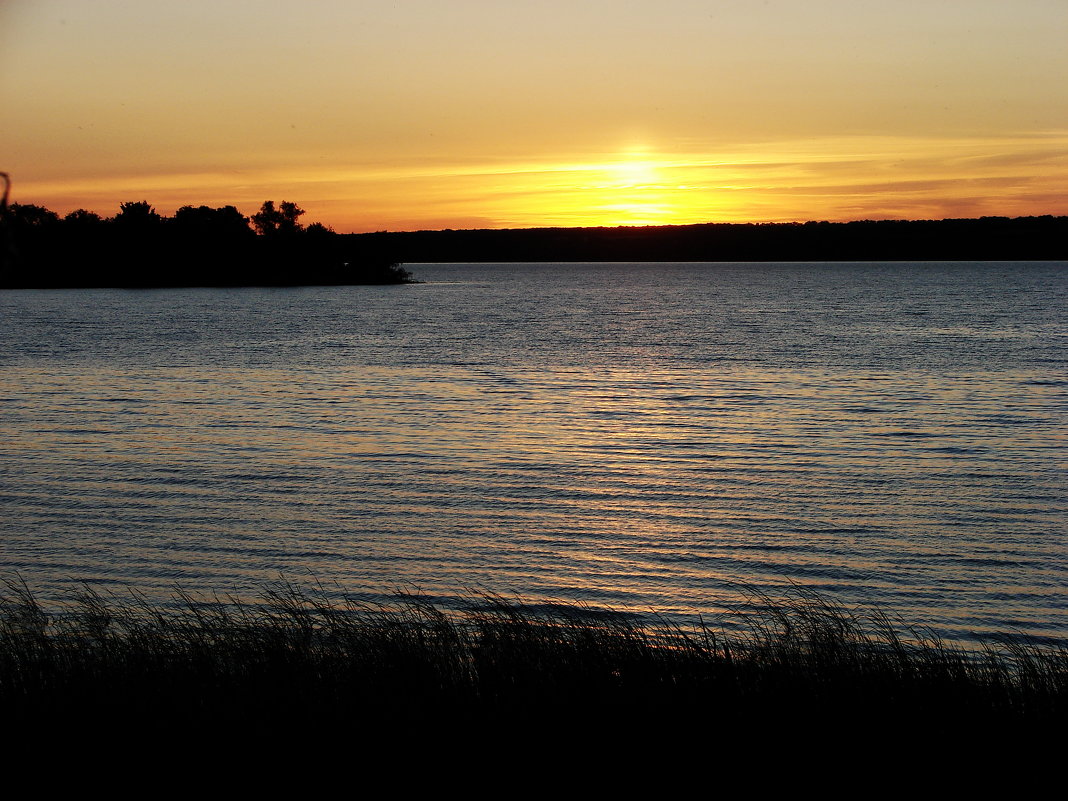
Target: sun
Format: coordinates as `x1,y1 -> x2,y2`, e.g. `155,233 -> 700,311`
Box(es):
510,149 -> 723,228
609,159 -> 659,188
593,154 -> 672,225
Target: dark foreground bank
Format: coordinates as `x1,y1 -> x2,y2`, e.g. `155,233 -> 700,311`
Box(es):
0,199 -> 416,287
2,579 -> 1063,740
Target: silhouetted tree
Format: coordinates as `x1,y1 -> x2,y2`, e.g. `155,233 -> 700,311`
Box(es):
251,200 -> 305,236
8,203 -> 60,228
278,201 -> 304,234
173,204 -> 251,238
113,201 -> 161,227
63,209 -> 104,226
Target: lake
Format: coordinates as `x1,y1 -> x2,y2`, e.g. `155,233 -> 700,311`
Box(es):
1,261 -> 1065,645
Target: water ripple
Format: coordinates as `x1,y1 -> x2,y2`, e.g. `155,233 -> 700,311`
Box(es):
1,262 -> 1065,644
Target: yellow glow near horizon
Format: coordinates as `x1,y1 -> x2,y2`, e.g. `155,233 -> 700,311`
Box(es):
607,158 -> 660,189
10,131 -> 1068,232
588,155 -> 672,225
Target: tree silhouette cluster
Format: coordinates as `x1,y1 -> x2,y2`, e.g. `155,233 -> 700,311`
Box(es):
250,200 -> 305,237
0,200 -> 411,288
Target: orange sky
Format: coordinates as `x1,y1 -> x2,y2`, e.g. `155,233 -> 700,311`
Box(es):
3,1 -> 1066,232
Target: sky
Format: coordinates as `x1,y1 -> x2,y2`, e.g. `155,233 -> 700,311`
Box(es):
2,0 -> 1066,233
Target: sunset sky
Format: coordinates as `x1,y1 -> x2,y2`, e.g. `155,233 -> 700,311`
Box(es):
3,0 -> 1066,232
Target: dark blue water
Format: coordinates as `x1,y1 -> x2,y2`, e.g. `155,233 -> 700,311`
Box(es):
1,261 -> 1065,644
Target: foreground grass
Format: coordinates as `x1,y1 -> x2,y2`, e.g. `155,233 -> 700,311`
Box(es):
2,578 -> 1064,737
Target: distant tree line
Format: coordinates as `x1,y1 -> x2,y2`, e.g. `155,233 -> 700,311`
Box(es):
0,199 -> 412,288
348,215 -> 1068,263
3,195 -> 1064,287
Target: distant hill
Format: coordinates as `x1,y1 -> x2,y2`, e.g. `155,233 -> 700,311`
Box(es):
343,216 -> 1068,263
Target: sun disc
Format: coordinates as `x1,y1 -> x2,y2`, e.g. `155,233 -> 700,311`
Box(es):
611,159 -> 659,187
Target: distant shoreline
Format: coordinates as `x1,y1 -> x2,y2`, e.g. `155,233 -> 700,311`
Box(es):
3,211 -> 1064,287
345,215 -> 1068,263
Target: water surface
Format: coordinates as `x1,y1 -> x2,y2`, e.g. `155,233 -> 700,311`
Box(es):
1,262 -> 1065,644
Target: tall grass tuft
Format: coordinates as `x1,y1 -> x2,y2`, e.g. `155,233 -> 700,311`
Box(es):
1,577 -> 1064,738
